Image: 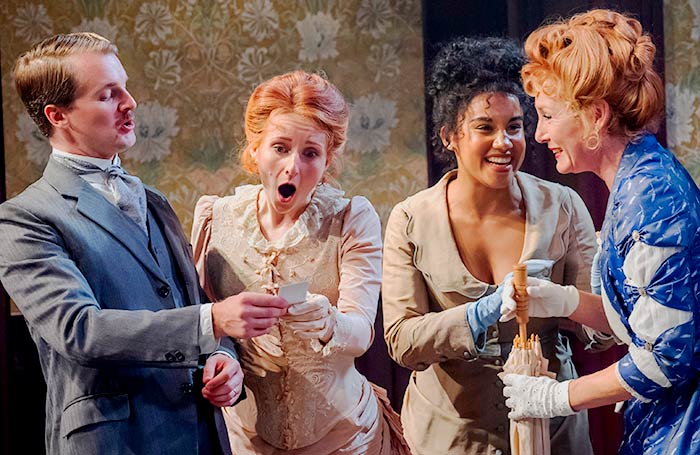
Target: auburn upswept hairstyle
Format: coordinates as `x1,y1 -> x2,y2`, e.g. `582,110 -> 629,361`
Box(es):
240,71 -> 349,183
522,9 -> 664,138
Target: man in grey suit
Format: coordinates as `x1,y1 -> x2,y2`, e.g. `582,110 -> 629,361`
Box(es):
0,32 -> 289,454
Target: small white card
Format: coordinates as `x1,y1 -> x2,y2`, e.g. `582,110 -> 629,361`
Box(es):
278,281 -> 309,304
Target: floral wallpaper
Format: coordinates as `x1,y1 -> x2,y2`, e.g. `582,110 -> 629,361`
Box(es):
3,1 -> 699,235
1,0 -> 427,233
664,0 -> 700,185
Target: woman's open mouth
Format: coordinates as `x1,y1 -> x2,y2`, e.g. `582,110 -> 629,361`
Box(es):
278,183 -> 297,202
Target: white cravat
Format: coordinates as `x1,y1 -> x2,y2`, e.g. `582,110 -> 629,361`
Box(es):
51,149 -> 147,233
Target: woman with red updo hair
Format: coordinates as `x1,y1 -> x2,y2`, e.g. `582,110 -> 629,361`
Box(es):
500,10 -> 700,455
191,70 -> 408,454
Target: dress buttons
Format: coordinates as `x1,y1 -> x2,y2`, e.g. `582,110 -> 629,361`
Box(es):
495,450 -> 503,455
632,230 -> 641,241
174,350 -> 185,361
165,352 -> 175,362
181,383 -> 194,395
496,424 -> 505,432
491,330 -> 498,338
158,285 -> 171,297
495,402 -> 505,410
494,359 -> 502,366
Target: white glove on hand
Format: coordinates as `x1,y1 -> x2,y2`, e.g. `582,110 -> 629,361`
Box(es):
284,293 -> 336,342
502,374 -> 575,420
499,276 -> 579,322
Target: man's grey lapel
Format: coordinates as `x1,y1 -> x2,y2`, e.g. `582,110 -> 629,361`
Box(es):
146,188 -> 200,306
42,158 -> 166,282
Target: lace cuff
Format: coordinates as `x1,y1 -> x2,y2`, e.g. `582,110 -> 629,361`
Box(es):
615,360 -> 651,403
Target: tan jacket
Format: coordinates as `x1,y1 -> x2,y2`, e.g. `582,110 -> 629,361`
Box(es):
382,170 -> 597,455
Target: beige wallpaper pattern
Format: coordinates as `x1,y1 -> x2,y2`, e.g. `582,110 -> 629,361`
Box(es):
664,0 -> 700,185
2,1 -> 699,230
1,0 -> 427,233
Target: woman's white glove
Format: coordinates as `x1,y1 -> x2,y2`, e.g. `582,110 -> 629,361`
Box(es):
284,293 -> 336,342
499,277 -> 579,322
502,374 -> 575,420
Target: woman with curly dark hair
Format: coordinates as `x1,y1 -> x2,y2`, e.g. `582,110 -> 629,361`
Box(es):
382,37 -> 603,454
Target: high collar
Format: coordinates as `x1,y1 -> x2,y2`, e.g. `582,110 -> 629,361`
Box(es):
227,183 -> 350,254
51,147 -> 120,171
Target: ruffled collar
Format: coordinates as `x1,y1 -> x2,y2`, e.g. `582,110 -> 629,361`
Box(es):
231,183 -> 349,254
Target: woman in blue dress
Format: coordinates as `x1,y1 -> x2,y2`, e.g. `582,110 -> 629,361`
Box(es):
499,9 -> 700,454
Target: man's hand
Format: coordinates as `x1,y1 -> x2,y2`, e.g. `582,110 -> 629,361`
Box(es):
201,354 -> 244,407
212,292 -> 289,339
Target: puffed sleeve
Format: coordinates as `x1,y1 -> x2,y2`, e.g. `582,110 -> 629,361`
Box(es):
318,196 -> 382,358
382,203 -> 476,370
191,195 -> 219,300
611,173 -> 698,402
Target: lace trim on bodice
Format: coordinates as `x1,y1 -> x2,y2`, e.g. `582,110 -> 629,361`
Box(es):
228,184 -> 348,294
234,183 -> 348,253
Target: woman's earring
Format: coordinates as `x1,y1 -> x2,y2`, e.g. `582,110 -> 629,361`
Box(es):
585,129 -> 601,150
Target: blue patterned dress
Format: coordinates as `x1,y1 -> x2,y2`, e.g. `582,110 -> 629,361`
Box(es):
598,134 -> 700,454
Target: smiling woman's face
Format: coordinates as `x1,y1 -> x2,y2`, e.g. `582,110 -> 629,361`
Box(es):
252,111 -> 329,220
447,92 -> 526,189
533,93 -> 592,175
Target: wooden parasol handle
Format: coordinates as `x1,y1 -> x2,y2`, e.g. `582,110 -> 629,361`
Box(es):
513,263 -> 528,342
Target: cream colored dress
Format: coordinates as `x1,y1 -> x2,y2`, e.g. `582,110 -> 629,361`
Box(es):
383,171 -> 601,455
192,184 -> 407,455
